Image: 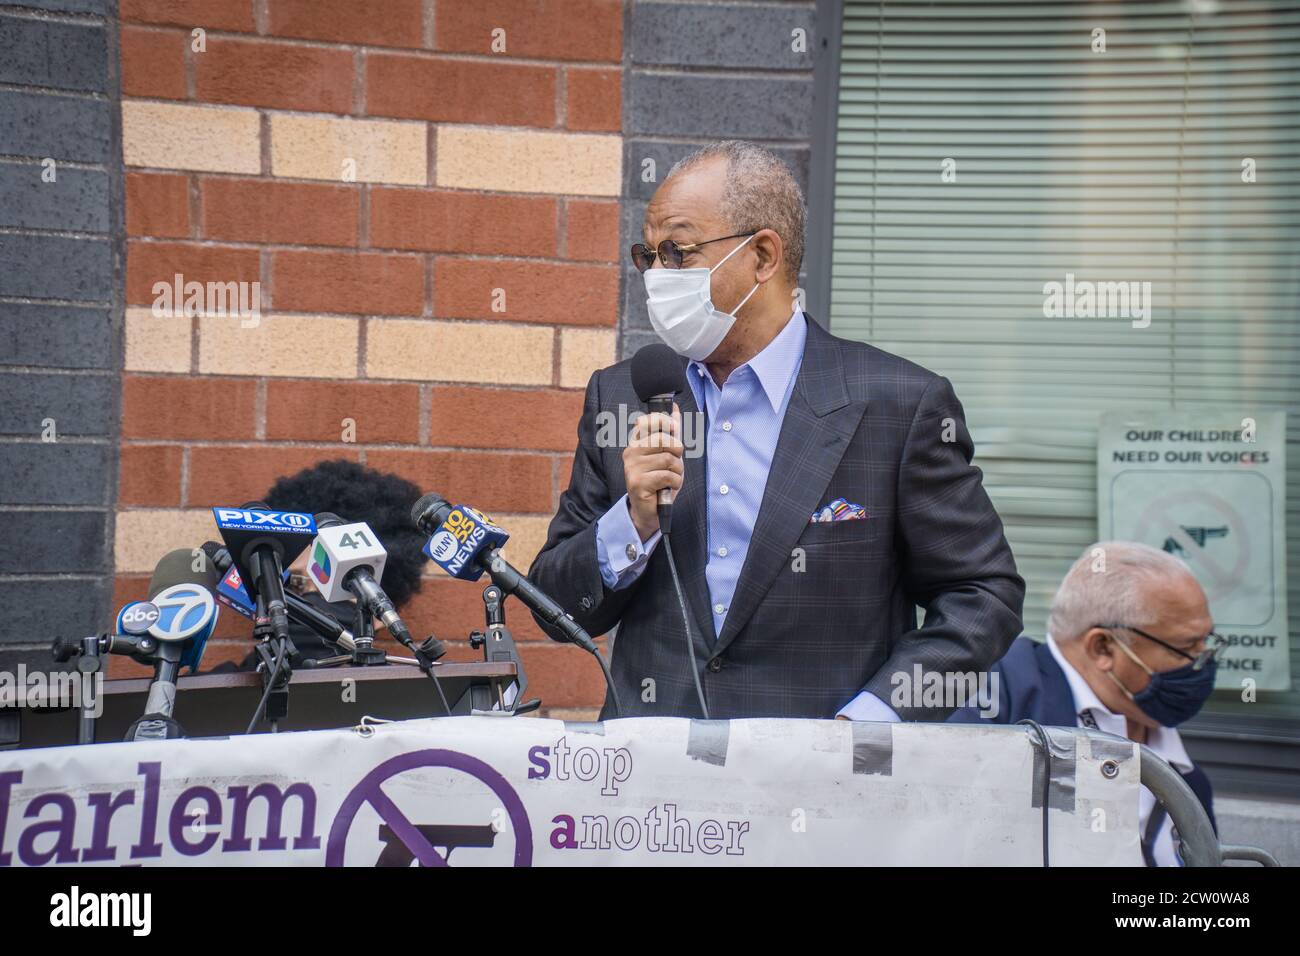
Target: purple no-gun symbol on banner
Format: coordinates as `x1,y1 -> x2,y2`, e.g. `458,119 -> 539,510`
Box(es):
326,749 -> 533,867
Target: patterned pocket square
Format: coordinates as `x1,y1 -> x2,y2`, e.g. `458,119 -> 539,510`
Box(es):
811,497 -> 867,523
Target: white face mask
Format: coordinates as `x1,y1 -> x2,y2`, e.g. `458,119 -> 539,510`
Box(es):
642,234 -> 760,361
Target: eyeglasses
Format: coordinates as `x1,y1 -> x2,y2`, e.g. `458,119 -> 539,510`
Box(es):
1093,623 -> 1227,671
629,232 -> 757,273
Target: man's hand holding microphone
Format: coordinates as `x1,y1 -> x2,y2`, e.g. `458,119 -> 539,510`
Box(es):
623,403 -> 685,542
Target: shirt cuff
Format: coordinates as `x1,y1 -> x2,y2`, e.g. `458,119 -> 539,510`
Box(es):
837,691 -> 902,722
595,494 -> 662,590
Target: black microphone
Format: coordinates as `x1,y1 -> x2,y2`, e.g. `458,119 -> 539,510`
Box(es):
628,344 -> 708,718
630,343 -> 685,534
200,540 -> 360,650
411,493 -> 598,654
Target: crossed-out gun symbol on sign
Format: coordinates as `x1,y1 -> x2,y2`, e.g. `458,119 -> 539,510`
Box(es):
1162,525 -> 1229,558
375,823 -> 498,866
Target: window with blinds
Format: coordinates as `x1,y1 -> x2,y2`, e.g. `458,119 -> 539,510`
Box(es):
828,0 -> 1300,720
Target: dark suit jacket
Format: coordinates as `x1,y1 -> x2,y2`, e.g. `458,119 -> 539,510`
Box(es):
948,637 -> 1216,829
529,314 -> 1025,720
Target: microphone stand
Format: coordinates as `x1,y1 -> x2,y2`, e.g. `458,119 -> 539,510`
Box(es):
248,549 -> 297,733
466,585 -> 540,716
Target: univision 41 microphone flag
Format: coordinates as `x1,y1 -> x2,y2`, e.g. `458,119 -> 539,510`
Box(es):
423,505 -> 510,581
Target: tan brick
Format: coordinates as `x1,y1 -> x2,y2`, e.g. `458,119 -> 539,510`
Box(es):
125,306 -> 191,372
199,314 -> 359,378
122,101 -> 261,174
496,514 -> 552,572
559,327 -> 615,388
270,113 -> 426,186
367,320 -> 553,385
114,509 -> 222,574
436,127 -> 620,196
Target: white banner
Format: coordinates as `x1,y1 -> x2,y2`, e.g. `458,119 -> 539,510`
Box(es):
1098,410 -> 1290,690
0,717 -> 1144,866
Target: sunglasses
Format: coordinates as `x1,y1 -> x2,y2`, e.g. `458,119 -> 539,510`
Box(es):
630,231 -> 756,273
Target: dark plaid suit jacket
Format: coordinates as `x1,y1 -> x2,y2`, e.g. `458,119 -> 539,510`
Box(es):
528,314 -> 1025,721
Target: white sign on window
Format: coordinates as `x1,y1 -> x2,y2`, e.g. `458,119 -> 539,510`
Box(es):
1098,411 -> 1290,691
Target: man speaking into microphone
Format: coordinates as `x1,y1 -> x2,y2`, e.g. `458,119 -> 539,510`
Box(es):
529,140 -> 1024,722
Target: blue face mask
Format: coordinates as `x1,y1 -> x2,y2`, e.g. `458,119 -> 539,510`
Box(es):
1108,638 -> 1217,727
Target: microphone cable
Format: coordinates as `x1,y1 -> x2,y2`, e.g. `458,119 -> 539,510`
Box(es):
663,530 -> 709,720
589,641 -> 621,718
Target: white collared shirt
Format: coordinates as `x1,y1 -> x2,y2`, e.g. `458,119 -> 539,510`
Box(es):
1046,635 -> 1194,866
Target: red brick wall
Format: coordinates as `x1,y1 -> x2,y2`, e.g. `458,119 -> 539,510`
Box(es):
114,0 -> 625,716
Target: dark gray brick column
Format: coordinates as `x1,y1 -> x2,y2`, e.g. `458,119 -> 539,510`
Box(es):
0,0 -> 121,674
619,0 -> 818,359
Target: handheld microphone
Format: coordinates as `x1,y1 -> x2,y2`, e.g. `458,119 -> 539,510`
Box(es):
630,343 -> 685,535
411,493 -> 597,653
628,343 -> 708,718
309,513 -> 413,655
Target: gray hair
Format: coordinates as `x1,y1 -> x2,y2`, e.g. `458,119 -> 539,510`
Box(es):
666,140 -> 806,285
1047,541 -> 1199,643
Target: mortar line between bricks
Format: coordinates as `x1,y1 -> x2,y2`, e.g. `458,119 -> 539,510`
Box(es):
422,0 -> 436,50
0,5 -> 105,24
0,367 -> 116,377
0,226 -> 111,240
0,80 -> 108,99
109,28 -> 623,68
0,156 -> 110,171
122,164 -> 621,202
125,237 -> 621,265
0,434 -> 113,443
114,441 -> 585,456
0,295 -> 112,307
0,504 -> 111,512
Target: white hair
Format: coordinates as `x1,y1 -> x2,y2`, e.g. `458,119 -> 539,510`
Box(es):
666,140 -> 806,285
1047,541 -> 1199,643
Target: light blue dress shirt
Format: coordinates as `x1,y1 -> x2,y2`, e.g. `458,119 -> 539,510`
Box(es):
594,309 -> 899,722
